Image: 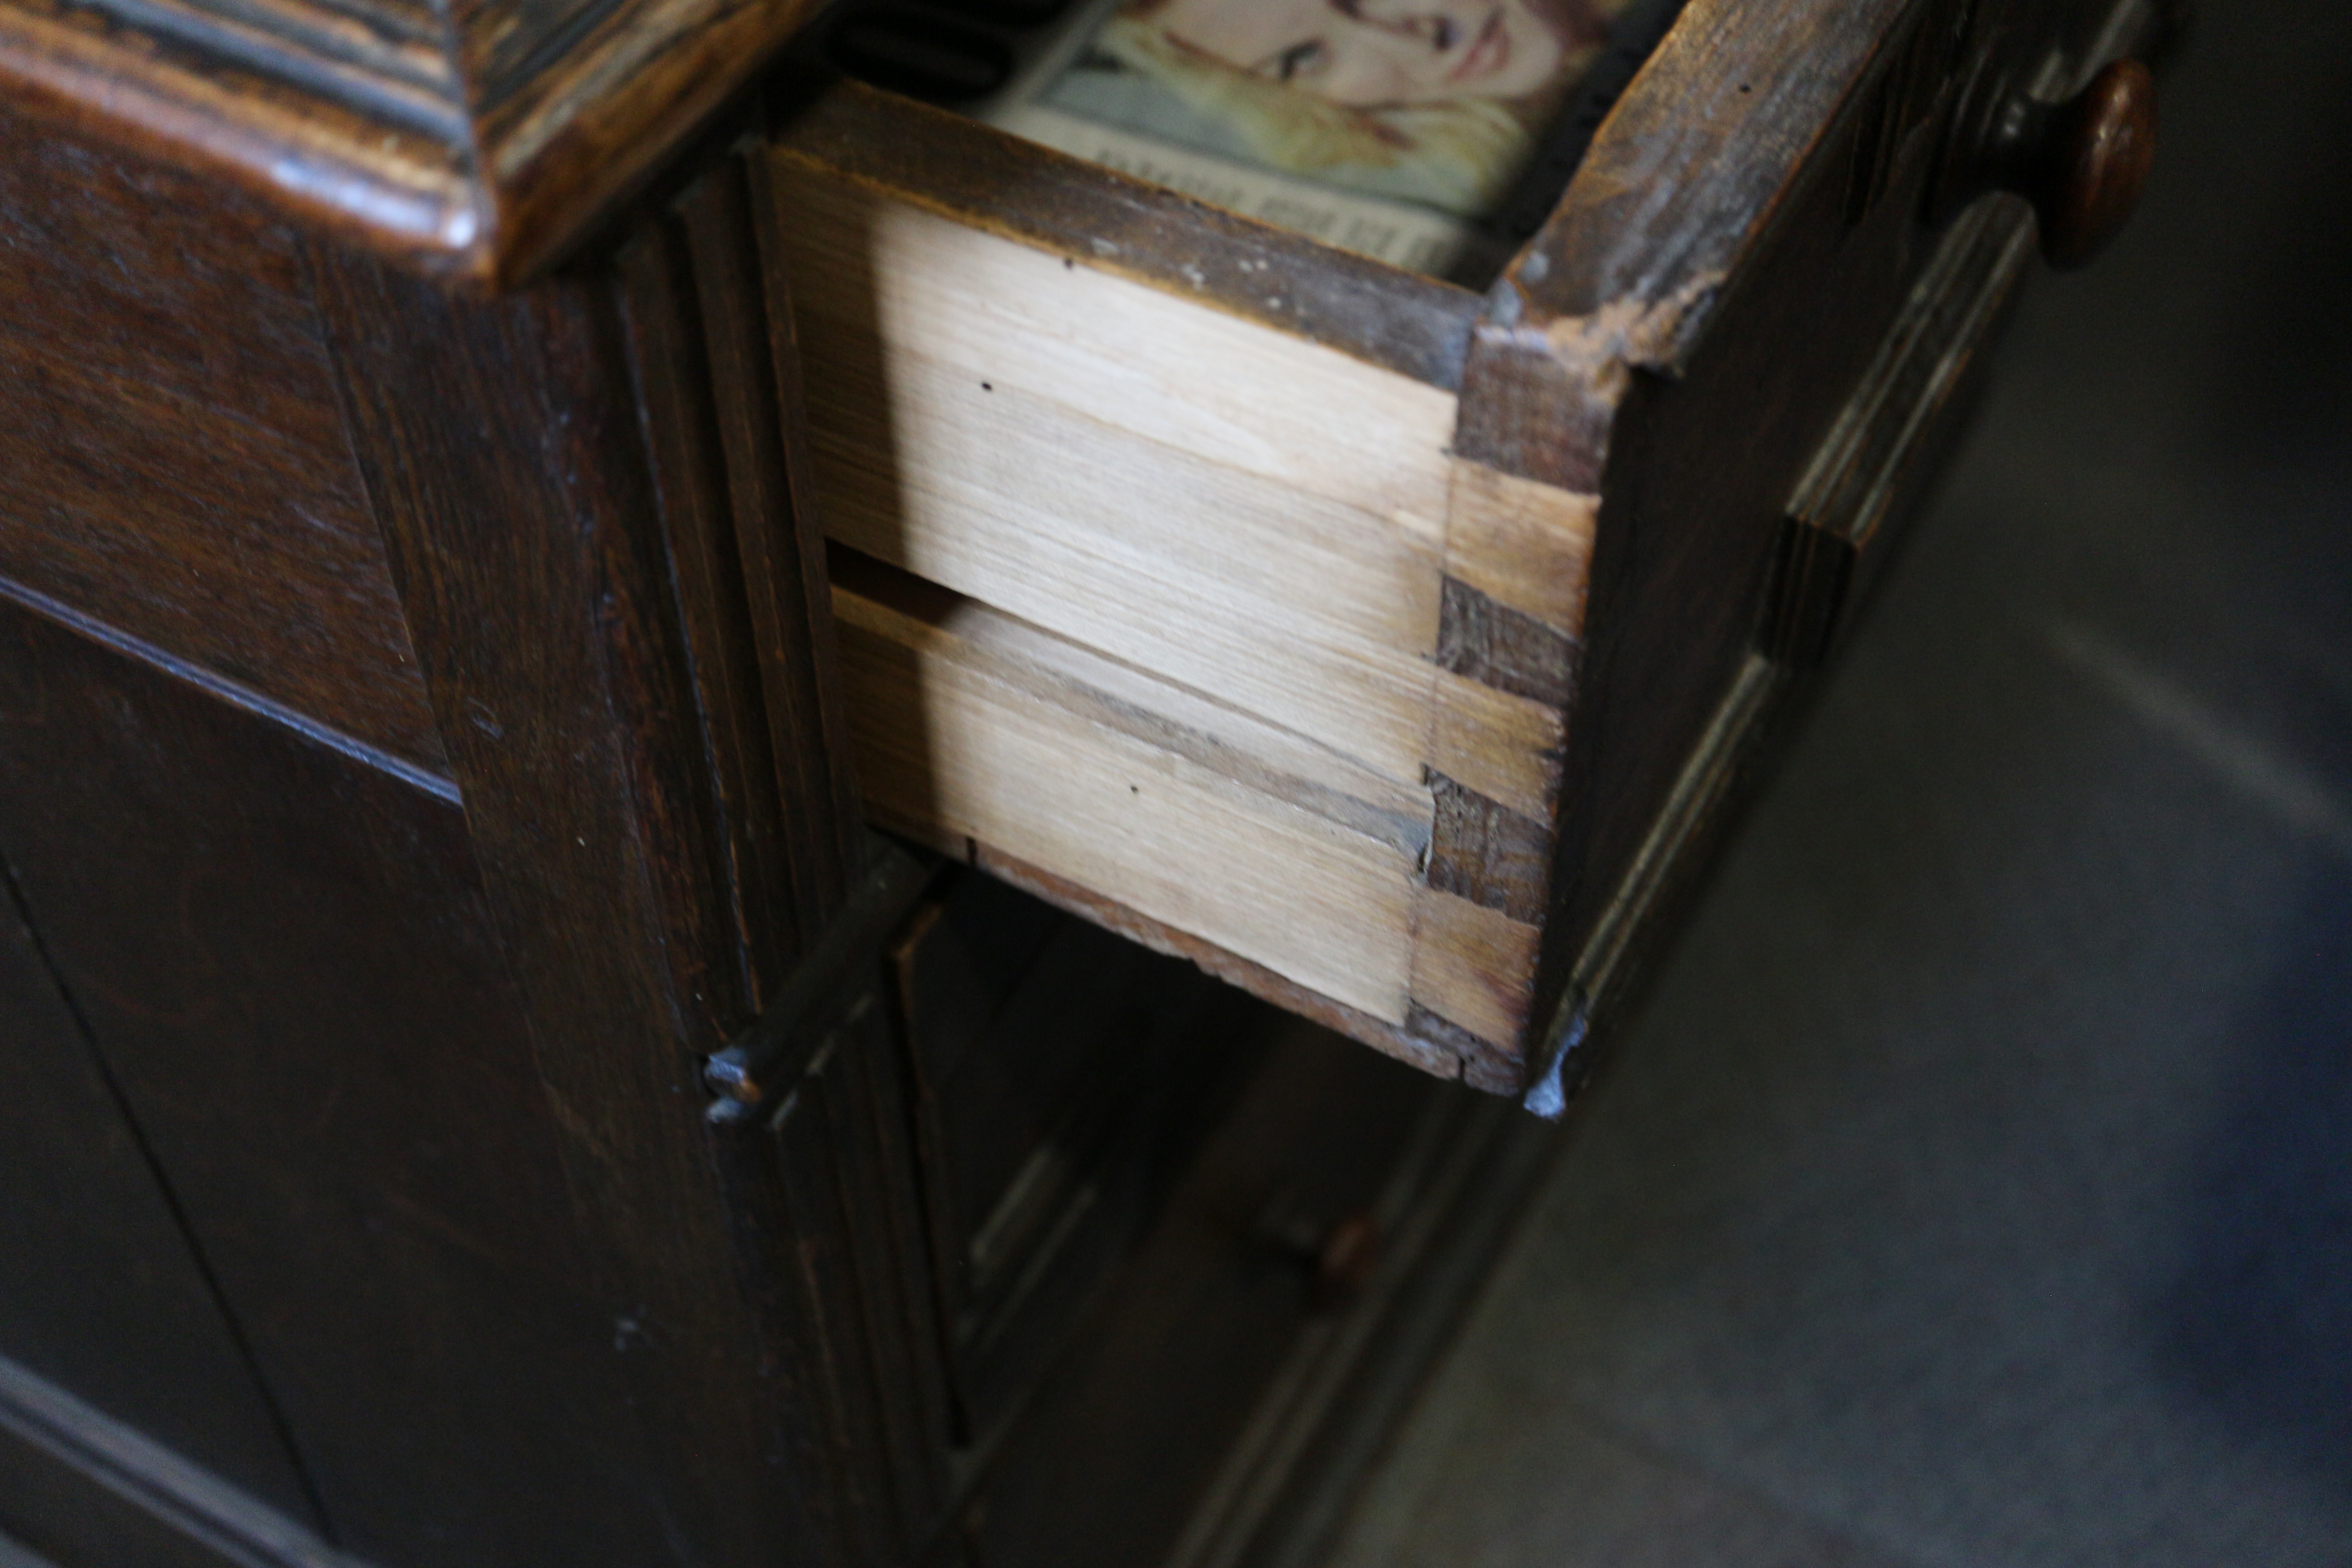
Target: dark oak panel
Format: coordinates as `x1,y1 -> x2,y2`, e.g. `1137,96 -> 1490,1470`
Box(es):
0,105 -> 447,774
1533,15 -> 1950,1034
0,351 -> 446,775
0,596 -> 705,1567
0,867 -> 316,1528
0,101 -> 341,444
963,1024 -> 1447,1568
1518,0 -> 2143,1096
315,221 -> 866,1565
0,1353 -> 351,1568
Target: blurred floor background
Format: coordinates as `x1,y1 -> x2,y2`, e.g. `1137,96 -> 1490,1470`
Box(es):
1323,2 -> 2352,1564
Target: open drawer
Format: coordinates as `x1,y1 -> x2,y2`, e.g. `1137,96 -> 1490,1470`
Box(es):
758,0 -> 2165,1099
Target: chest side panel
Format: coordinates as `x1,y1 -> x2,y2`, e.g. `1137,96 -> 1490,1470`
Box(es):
0,103 -> 447,775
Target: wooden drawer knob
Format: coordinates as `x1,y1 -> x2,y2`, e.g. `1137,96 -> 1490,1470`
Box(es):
2017,60 -> 2159,269
1254,1199 -> 1383,1309
1940,57 -> 2160,271
1312,1210 -> 1383,1306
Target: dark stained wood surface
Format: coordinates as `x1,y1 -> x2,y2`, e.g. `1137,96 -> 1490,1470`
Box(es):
612,147 -> 869,1025
725,987 -> 955,1567
689,152 -> 868,931
0,594 -> 695,1566
697,844 -> 954,1568
0,101 -> 344,440
958,1022 -> 1438,1568
315,218 -> 868,1563
0,103 -> 447,775
0,0 -> 824,281
1530,62 -> 1950,1061
0,1352 -> 353,1568
1480,0 -> 2156,1102
1772,201 -> 2038,667
1459,0 -> 1917,491
894,867 -> 1254,1449
1450,0 -> 2146,1093
0,8 -> 2154,1563
618,208 -> 796,1023
0,868 -> 318,1529
0,85 -> 887,1557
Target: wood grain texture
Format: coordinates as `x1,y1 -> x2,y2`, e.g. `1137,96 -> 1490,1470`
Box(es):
1408,887 -> 1541,1053
0,105 -> 447,774
310,152 -> 909,1550
1425,774 -> 1550,924
315,240 -> 849,1566
1433,578 -> 1578,709
1514,0 -> 2134,1104
0,867 -> 320,1531
767,78 -> 1486,392
725,992 -> 954,1566
616,149 -> 868,1019
0,125 -> 889,1561
617,212 -> 795,1024
0,593 -> 680,1567
833,551 -> 1562,1089
1472,0 -> 1916,405
1443,461 -> 1597,635
689,846 -> 956,1568
1530,0 -> 1966,1049
765,70 -> 1607,1090
0,1352 -> 354,1568
0,0 -> 822,281
833,551 -> 1421,1026
773,150 -> 1463,789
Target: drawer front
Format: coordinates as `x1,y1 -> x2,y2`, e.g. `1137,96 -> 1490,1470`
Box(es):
892,867 -> 1257,1445
766,0 -> 2161,1096
1495,0 -> 2165,1097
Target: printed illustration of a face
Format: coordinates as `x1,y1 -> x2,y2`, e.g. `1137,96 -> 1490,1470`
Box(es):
1145,0 -> 1579,107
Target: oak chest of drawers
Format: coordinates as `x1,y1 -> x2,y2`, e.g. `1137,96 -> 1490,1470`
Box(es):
776,0 -> 2163,1097
0,0 -> 2165,1562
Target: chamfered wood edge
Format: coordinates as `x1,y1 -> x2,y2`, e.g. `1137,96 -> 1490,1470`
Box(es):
0,0 -> 824,284
0,573 -> 461,808
0,1350 -> 360,1568
1522,193 -> 2051,1117
0,0 -> 479,265
1458,0 -> 1916,489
